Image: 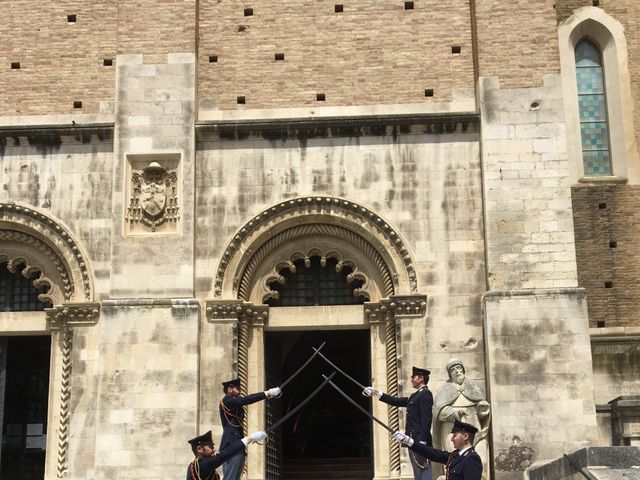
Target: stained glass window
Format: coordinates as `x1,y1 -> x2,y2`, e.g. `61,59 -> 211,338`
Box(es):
575,39 -> 612,176
0,263 -> 52,312
266,256 -> 366,307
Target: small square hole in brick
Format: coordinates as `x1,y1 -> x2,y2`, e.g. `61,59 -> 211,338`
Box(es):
209,55 -> 218,63
598,202 -> 607,209
103,59 -> 113,66
425,89 -> 434,97
73,101 -> 83,109
592,0 -> 599,6
451,46 -> 461,54
317,93 -> 326,101
609,241 -> 617,248
275,53 -> 285,61
597,320 -> 605,328
335,4 -> 343,12
244,7 -> 253,16
405,1 -> 414,10
237,96 -> 246,104
11,62 -> 20,69
67,14 -> 76,23
604,281 -> 613,288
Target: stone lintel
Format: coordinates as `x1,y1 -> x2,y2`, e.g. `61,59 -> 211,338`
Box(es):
205,299 -> 269,325
483,287 -> 587,299
364,294 -> 427,324
0,124 -> 114,146
101,298 -> 199,315
46,302 -> 100,330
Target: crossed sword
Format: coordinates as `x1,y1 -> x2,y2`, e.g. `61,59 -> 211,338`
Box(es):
265,343 -> 394,436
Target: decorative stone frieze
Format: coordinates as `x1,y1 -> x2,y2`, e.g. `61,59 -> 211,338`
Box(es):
0,202 -> 93,301
205,299 -> 269,326
46,303 -> 100,479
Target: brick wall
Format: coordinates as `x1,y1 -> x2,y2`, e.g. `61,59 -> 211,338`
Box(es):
571,184 -> 640,328
474,0 -> 560,88
197,0 -> 475,110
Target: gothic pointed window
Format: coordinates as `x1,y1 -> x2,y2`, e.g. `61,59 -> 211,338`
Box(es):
266,256 -> 366,306
0,263 -> 52,311
575,39 -> 612,176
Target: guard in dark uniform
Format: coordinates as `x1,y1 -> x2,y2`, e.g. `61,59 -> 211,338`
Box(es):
393,419 -> 482,480
364,366 -> 433,480
186,429 -> 266,480
219,378 -> 281,480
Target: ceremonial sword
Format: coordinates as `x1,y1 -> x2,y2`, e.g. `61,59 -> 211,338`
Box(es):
322,374 -> 395,434
278,341 -> 327,391
312,346 -> 368,394
266,371 -> 336,434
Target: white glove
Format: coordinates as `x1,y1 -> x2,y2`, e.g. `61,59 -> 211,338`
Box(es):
393,431 -> 414,447
363,386 -> 374,397
249,431 -> 267,442
265,387 -> 281,398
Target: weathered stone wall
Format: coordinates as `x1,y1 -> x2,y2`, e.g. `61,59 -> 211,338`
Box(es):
591,334 -> 640,406
480,75 -> 577,291
571,185 -> 640,328
197,0 -> 475,111
0,128 -> 114,298
195,121 -> 488,397
65,300 -> 199,480
484,290 -> 598,479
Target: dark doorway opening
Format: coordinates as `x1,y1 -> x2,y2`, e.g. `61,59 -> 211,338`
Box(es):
265,330 -> 373,480
0,336 -> 51,480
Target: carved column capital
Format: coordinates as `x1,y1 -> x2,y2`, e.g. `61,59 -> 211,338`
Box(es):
205,299 -> 269,326
46,302 -> 100,330
364,294 -> 427,324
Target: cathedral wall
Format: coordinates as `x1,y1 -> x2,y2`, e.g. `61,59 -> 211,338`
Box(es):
197,0 -> 475,111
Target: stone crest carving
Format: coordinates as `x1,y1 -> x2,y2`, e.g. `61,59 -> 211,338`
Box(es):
126,160 -> 179,233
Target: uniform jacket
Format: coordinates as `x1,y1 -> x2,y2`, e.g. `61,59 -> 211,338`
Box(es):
219,392 -> 266,450
380,386 -> 433,446
185,439 -> 245,480
409,442 -> 482,480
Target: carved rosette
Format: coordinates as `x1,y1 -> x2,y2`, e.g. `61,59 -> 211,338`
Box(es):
46,303 -> 100,479
365,295 -> 427,474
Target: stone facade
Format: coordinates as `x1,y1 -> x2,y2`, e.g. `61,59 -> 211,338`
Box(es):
1,2 -> 640,480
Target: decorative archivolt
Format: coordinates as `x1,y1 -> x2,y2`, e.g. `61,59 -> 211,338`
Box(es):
0,202 -> 93,302
240,224 -> 394,304
215,196 -> 418,299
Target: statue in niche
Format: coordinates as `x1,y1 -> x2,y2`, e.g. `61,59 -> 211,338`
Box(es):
432,358 -> 491,480
126,161 -> 178,232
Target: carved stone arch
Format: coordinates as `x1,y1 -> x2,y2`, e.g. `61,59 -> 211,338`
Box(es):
0,202 -> 94,302
214,196 -> 418,300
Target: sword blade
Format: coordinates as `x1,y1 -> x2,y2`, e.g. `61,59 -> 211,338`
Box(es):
279,341 -> 327,390
267,371 -> 336,433
313,347 -> 366,390
323,375 -> 395,434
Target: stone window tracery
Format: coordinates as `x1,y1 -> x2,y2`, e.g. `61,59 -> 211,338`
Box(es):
266,255 -> 367,306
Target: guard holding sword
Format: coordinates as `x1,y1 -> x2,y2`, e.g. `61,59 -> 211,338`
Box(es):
364,366 -> 434,480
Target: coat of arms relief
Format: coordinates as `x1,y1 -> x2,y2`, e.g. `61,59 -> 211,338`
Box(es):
126,159 -> 179,233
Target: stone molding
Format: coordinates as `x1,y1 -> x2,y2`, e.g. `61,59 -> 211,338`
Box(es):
0,202 -> 93,301
214,196 -> 419,299
45,303 -> 100,479
205,299 -> 270,326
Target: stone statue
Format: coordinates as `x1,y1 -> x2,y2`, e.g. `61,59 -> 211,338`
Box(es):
432,359 -> 491,480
